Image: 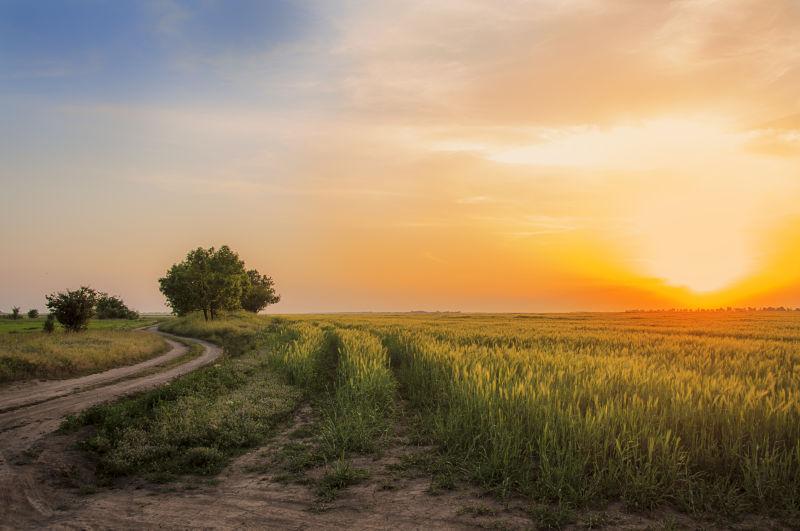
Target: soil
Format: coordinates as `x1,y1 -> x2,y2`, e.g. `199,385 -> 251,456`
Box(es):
0,330 -> 221,528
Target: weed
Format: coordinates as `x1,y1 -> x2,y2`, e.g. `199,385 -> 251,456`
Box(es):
527,503 -> 576,529
314,459 -> 369,502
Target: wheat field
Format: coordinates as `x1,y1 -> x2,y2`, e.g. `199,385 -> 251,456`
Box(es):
267,311 -> 800,515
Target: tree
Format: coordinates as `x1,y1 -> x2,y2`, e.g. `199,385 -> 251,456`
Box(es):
159,261 -> 201,317
27,309 -> 39,319
241,269 -> 280,313
43,314 -> 55,333
159,246 -> 248,320
45,287 -> 98,332
206,246 -> 248,319
10,307 -> 21,320
96,293 -> 139,319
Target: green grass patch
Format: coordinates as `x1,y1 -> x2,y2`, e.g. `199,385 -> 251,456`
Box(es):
157,311 -> 267,345
526,503 -> 577,530
318,329 -> 397,456
64,331 -> 301,479
314,458 -> 369,502
0,330 -> 169,383
0,317 -> 164,334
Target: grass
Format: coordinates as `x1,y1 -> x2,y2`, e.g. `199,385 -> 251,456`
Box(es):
64,328 -> 302,479
157,311 -> 266,344
67,311 -> 800,524
318,328 -> 396,455
283,312 -> 800,520
527,503 -> 577,529
0,330 -> 169,383
381,318 -> 800,514
0,316 -> 164,334
314,458 -> 369,502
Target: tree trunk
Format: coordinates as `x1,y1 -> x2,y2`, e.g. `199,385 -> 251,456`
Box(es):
203,308 -> 208,321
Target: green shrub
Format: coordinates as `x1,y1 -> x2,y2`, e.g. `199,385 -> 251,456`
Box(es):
96,293 -> 139,320
46,287 -> 97,332
43,314 -> 55,333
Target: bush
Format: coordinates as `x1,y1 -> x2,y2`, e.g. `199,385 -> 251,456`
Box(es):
96,293 -> 139,320
43,314 -> 55,333
11,307 -> 21,320
27,309 -> 39,319
46,287 -> 98,332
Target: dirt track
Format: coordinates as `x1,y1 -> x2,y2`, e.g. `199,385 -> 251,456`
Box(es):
0,329 -> 221,528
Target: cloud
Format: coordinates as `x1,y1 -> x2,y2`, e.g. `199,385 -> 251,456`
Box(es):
330,0 -> 800,127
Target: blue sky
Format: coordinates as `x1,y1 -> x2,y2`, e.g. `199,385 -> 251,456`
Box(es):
0,0 -> 313,103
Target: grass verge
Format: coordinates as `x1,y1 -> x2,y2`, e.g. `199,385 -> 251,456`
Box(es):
63,325 -> 301,480
0,330 -> 169,384
0,317 -> 164,334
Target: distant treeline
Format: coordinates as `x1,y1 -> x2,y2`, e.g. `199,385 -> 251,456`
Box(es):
625,307 -> 800,313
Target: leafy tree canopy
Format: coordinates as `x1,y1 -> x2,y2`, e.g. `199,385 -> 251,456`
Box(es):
45,286 -> 98,332
159,245 -> 273,320
96,293 -> 139,320
241,269 -> 280,313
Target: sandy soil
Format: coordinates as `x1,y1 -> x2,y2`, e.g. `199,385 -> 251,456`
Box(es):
0,329 -> 221,528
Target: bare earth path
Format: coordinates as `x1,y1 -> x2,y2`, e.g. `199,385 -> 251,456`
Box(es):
0,330 -> 222,528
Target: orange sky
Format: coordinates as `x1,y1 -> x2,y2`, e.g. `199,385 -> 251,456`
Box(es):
2,0 -> 800,312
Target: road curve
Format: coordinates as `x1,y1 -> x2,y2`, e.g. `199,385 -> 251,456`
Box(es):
1,327 -> 194,414
0,328 -> 222,526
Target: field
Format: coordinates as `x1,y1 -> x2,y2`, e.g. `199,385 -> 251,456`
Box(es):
0,321 -> 169,383
74,311 -> 799,524
0,316 -> 163,334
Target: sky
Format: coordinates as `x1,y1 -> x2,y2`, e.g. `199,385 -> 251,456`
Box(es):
1,0 -> 800,313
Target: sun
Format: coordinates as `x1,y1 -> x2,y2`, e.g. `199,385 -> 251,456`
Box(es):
633,191 -> 755,294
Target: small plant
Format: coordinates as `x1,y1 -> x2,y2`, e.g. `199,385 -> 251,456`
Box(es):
527,503 -> 576,530
315,459 -> 368,502
27,309 -> 39,319
43,314 -> 55,333
11,306 -> 21,320
274,442 -> 325,476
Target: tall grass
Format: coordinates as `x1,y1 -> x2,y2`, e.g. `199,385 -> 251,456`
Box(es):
271,322 -> 329,387
319,329 -> 397,455
387,329 -> 800,514
283,312 -> 800,516
0,330 -> 168,383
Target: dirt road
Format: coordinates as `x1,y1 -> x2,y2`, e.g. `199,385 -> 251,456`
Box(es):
0,329 -> 221,528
